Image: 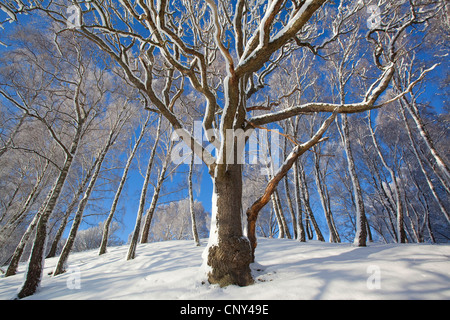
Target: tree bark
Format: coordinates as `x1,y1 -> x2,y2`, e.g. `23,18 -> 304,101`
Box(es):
399,101 -> 450,225
53,127 -> 116,276
312,148 -> 340,243
340,114 -> 367,246
140,141 -> 173,243
17,148 -> 78,298
127,115 -> 162,260
297,160 -> 324,241
99,113 -> 151,255
368,112 -> 406,243
4,194 -> 49,277
271,192 -> 285,238
204,163 -> 253,287
284,171 -> 300,240
46,157 -> 98,259
188,149 -> 200,246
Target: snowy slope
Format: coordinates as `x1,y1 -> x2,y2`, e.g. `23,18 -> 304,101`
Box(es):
1,238 -> 449,300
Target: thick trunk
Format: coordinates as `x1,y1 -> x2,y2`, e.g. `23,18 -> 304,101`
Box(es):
203,164 -> 253,287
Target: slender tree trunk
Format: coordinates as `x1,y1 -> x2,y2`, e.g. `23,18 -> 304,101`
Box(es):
54,129 -> 115,276
368,161 -> 398,242
4,193 -> 49,277
99,113 -> 150,255
127,115 -> 162,260
291,163 -> 305,242
368,112 -> 406,243
46,157 -> 98,259
0,160 -> 49,245
339,114 -> 367,246
404,96 -> 450,188
17,150 -> 77,298
313,149 -> 340,243
272,193 -> 285,238
297,161 -> 324,241
399,102 -> 450,225
275,189 -> 291,239
188,149 -> 200,246
140,142 -> 173,243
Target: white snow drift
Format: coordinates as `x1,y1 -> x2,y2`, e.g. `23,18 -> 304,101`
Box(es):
1,238 -> 449,300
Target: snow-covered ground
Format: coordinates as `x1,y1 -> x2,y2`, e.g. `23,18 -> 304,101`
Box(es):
1,238 -> 449,300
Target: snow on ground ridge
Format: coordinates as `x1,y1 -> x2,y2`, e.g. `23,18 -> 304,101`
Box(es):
0,238 -> 449,300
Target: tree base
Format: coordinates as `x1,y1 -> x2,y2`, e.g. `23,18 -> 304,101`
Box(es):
206,236 -> 254,287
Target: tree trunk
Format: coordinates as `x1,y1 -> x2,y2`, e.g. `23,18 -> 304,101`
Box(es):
47,156 -> 99,259
127,115 -> 162,260
340,114 -> 367,246
292,161 -> 306,242
399,101 -> 450,225
188,149 -> 200,246
99,113 -> 150,255
5,203 -> 45,277
275,189 -> 291,239
297,160 -> 324,241
53,129 -> 114,276
313,149 -> 340,243
140,142 -> 173,243
404,96 -> 450,189
368,112 -> 406,243
271,193 -> 285,238
203,163 -> 253,287
17,151 -> 76,298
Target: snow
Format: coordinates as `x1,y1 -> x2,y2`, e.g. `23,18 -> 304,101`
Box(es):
1,238 -> 449,300
200,178 -> 218,277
